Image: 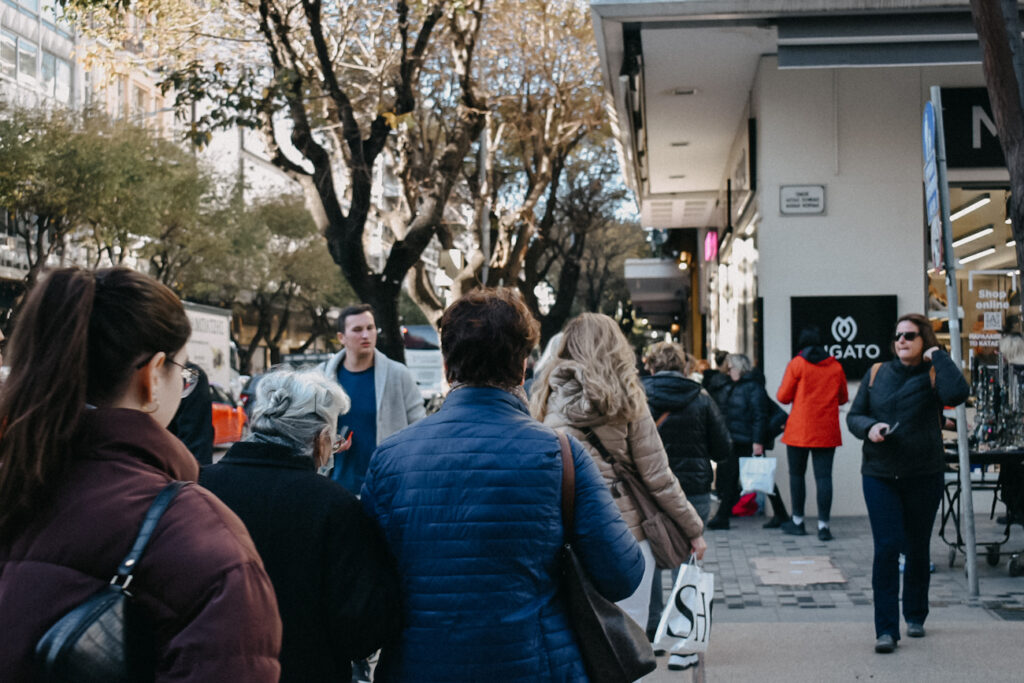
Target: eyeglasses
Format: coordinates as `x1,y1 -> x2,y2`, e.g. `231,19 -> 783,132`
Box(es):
137,354 -> 200,398
168,359 -> 201,398
893,331 -> 920,342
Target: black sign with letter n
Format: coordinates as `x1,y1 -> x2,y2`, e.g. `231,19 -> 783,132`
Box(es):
790,296 -> 897,380
941,87 -> 1006,169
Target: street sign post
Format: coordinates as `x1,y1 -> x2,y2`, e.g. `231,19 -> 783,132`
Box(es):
930,86 -> 978,598
923,102 -> 943,273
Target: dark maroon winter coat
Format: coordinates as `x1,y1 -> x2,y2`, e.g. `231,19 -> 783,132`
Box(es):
0,408 -> 282,682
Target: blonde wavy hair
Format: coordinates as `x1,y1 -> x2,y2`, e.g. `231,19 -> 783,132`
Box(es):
530,312 -> 646,423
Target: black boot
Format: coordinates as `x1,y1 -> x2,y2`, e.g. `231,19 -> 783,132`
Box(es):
763,514 -> 787,529
707,515 -> 730,530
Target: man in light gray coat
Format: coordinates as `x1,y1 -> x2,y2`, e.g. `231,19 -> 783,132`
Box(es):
324,304 -> 425,495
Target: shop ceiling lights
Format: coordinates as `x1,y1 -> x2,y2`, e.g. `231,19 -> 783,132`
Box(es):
1008,239 -> 1016,248
950,193 -> 991,221
951,224 -> 994,248
959,247 -> 996,265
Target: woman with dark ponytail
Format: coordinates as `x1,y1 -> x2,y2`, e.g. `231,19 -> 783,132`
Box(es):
0,267 -> 282,681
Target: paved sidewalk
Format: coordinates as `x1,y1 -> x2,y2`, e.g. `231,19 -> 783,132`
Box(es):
645,512 -> 1024,681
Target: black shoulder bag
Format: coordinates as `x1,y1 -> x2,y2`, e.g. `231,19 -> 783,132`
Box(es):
556,432 -> 656,683
35,480 -> 187,683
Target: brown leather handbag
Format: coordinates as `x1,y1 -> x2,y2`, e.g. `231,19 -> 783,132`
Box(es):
556,432 -> 656,683
584,429 -> 692,569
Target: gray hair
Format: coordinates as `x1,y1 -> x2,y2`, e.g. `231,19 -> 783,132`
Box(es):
247,368 -> 351,458
725,353 -> 752,375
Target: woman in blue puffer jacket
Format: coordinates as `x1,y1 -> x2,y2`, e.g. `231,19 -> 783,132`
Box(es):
361,289 -> 644,682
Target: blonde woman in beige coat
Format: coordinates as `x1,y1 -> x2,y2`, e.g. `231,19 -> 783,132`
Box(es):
531,313 -> 706,632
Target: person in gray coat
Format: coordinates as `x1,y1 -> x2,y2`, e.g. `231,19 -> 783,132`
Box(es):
323,304 -> 425,495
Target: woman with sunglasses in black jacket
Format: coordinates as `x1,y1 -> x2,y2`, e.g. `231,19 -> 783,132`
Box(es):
847,313 -> 969,655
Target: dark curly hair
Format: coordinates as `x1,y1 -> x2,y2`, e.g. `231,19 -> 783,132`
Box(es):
439,288 -> 540,389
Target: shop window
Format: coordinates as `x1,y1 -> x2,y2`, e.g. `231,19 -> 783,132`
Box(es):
1,29 -> 16,79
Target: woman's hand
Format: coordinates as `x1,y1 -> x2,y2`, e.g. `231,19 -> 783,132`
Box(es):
923,346 -> 939,362
690,535 -> 707,561
868,423 -> 889,443
752,443 -> 764,456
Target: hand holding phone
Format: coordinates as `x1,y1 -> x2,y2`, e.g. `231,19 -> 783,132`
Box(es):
879,421 -> 899,437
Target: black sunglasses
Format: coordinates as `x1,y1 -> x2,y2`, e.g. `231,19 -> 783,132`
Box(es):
893,331 -> 920,342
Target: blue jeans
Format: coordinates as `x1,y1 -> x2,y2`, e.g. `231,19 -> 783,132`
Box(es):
787,446 -> 835,521
862,473 -> 944,639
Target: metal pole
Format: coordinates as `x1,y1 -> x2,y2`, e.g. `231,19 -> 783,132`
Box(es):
931,85 -> 979,598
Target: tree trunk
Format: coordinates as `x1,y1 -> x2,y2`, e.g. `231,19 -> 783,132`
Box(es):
971,0 -> 1024,268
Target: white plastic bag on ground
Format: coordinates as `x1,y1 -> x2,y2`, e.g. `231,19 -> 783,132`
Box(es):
653,557 -> 714,654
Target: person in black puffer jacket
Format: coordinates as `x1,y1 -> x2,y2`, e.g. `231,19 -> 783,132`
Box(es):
644,343 -> 732,519
702,349 -> 733,410
847,313 -> 969,654
707,354 -> 789,530
642,343 -> 731,650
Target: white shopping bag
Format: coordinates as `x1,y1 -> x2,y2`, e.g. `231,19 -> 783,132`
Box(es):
653,557 -> 714,654
739,456 -> 777,494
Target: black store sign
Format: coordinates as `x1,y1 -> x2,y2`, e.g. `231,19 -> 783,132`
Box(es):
790,296 -> 897,380
941,87 -> 1006,169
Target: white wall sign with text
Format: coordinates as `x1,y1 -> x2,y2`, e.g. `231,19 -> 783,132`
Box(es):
780,185 -> 826,215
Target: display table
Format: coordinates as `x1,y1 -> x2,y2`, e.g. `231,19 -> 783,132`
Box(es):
941,447 -> 1024,576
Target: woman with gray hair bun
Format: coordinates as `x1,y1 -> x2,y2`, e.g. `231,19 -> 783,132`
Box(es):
247,369 -> 351,464
201,368 -> 401,683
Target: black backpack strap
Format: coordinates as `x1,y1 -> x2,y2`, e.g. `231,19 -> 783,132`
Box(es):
583,428 -> 617,465
112,481 -> 186,587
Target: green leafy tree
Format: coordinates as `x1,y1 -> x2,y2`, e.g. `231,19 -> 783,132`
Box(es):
0,103 -> 210,322
180,194 -> 355,372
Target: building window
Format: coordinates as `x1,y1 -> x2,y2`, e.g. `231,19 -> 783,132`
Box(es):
17,37 -> 37,82
41,51 -> 72,103
1,29 -> 15,79
19,0 -> 40,14
116,77 -> 125,118
132,84 -> 147,118
55,55 -> 70,103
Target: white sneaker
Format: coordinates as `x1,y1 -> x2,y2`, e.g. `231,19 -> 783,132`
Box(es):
668,653 -> 699,671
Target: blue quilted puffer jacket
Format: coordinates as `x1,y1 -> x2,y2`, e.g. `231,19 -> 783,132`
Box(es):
361,387 -> 645,682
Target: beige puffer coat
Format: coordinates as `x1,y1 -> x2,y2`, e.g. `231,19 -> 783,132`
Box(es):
540,360 -> 704,543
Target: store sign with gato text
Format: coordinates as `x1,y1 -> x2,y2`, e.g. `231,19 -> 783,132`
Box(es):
790,296 -> 897,380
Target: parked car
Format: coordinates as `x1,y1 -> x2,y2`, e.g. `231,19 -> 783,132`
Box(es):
210,382 -> 247,445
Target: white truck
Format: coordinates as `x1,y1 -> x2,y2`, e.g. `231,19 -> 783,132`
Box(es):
183,302 -> 235,393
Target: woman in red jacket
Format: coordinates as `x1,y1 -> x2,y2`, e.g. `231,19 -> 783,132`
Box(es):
0,267 -> 281,681
776,327 -> 849,540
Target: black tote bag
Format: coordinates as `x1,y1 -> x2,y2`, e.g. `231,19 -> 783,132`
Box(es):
556,432 -> 656,683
